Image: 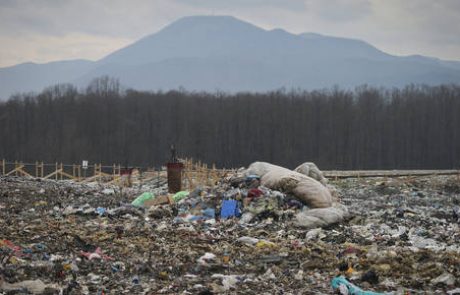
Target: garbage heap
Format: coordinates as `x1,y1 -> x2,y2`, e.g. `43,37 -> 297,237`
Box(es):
1,163 -> 460,294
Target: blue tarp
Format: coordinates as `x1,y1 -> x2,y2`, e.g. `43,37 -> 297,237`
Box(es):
220,199 -> 241,219
331,276 -> 384,295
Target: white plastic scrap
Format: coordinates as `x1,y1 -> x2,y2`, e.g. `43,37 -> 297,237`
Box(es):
211,274 -> 240,291
0,279 -> 48,294
197,252 -> 216,266
431,272 -> 456,286
237,236 -> 259,245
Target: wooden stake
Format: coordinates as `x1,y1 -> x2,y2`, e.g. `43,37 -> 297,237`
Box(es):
5,163 -> 32,177
35,161 -> 41,178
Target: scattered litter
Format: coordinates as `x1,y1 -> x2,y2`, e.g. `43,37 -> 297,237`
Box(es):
431,272 -> 456,286
1,163 -> 459,293
131,191 -> 154,207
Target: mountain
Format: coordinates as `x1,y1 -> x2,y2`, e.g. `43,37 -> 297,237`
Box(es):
1,15 -> 460,99
0,59 -> 94,99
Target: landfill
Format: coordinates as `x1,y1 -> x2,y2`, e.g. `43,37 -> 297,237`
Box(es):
1,162 -> 459,294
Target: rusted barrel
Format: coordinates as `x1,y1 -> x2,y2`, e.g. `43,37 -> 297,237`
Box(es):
167,162 -> 184,193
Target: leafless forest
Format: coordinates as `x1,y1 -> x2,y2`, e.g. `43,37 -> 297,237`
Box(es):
1,78 -> 459,169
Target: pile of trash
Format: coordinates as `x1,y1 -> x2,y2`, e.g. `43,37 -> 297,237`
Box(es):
127,162 -> 348,230
1,162 -> 459,294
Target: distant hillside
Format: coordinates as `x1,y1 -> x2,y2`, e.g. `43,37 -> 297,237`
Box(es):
1,15 -> 460,100
0,60 -> 94,99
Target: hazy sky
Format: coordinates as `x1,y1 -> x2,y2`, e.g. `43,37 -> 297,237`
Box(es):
1,0 -> 459,67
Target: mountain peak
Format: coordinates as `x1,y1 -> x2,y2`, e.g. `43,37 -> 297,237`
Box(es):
170,15 -> 241,24
99,15 -> 266,66
159,15 -> 263,35
1,15 -> 460,99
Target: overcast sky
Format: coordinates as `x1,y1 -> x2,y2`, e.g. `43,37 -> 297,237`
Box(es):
1,0 -> 459,67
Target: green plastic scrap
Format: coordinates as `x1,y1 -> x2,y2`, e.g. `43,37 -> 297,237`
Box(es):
331,276 -> 385,295
131,192 -> 155,207
172,191 -> 189,202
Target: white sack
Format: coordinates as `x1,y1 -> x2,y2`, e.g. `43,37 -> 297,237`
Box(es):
295,203 -> 349,229
294,162 -> 328,186
245,162 -> 332,208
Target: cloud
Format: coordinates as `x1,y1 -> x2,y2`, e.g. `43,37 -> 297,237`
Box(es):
357,0 -> 460,59
172,0 -> 307,11
0,0 -> 459,67
306,0 -> 372,22
404,0 -> 460,44
0,33 -> 131,67
0,0 -> 187,38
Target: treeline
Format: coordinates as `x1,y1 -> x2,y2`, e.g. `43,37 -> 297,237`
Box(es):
0,79 -> 459,170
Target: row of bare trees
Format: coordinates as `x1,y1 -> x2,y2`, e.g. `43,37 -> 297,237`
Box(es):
0,80 -> 459,170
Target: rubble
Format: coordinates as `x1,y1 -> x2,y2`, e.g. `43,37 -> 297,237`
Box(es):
1,168 -> 460,294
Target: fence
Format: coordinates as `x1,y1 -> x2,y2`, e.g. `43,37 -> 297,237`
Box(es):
0,159 -> 235,189
182,158 -> 236,190
0,160 -> 125,182
323,169 -> 460,180
2,159 -> 457,188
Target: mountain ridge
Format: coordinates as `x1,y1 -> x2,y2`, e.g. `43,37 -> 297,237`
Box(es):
1,15 -> 459,100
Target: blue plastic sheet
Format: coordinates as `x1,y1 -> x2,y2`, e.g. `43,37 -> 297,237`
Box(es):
220,199 -> 241,219
331,276 -> 384,295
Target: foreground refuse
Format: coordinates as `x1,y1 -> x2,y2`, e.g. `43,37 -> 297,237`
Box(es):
1,168 -> 459,294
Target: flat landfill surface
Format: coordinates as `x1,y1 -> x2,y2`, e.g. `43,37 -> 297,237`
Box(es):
1,174 -> 459,294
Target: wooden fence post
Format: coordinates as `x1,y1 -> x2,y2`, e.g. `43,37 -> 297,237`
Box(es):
156,168 -> 160,189
98,163 -> 102,182
72,164 -> 76,179
95,164 -> 98,181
